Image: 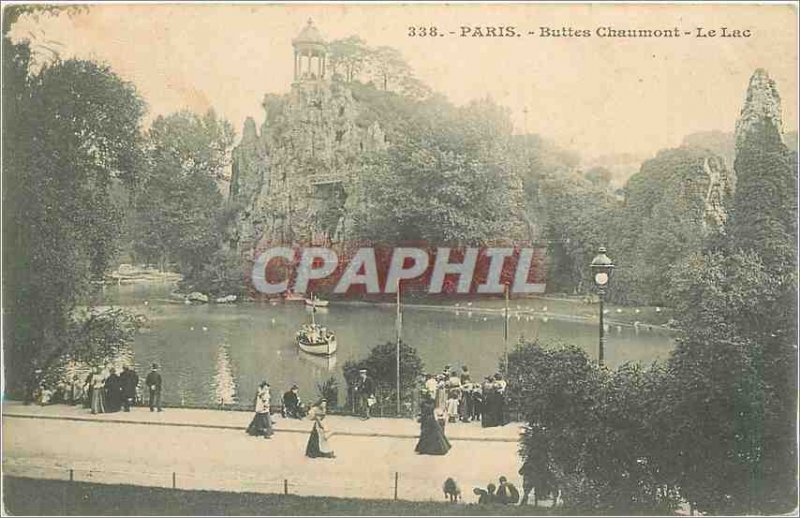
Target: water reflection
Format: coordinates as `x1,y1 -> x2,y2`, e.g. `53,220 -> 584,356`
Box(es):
211,343 -> 238,406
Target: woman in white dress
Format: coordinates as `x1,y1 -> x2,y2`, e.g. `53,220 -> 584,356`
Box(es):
246,381 -> 274,439
90,367 -> 106,414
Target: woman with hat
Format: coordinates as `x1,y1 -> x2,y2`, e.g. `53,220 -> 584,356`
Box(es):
246,381 -> 274,439
415,390 -> 451,455
305,399 -> 335,458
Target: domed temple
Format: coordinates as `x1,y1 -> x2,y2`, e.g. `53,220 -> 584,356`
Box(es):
230,19 -> 386,252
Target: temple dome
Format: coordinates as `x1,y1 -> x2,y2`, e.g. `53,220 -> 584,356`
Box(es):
293,19 -> 326,47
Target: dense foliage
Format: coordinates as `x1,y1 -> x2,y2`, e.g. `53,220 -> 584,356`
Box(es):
509,341 -> 678,514
131,110 -> 244,296
511,70 -> 797,515
3,16 -> 146,397
342,341 -> 424,417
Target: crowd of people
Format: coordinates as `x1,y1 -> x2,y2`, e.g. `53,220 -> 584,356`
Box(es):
420,364 -> 509,429
33,363 -> 164,414
244,380 -> 335,459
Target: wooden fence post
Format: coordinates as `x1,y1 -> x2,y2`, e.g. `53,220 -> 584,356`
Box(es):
394,472 -> 399,501
69,469 -> 74,482
284,479 -> 289,495
172,472 -> 176,489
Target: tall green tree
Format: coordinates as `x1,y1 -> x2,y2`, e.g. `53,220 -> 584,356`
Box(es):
662,69 -> 798,514
350,96 -> 525,244
3,22 -> 145,396
133,110 -> 235,282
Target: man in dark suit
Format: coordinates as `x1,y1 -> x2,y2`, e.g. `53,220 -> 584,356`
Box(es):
145,363 -> 163,412
282,385 -> 303,418
119,365 -> 139,412
354,369 -> 375,420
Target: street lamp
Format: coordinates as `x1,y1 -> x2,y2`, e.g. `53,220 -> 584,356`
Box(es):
590,246 -> 615,366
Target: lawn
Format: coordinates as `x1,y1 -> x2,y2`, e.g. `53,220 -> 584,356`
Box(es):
3,476 -> 555,516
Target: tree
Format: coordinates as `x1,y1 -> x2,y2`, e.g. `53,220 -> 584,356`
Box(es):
666,249 -> 797,514
510,340 -> 678,514
660,69 -> 798,515
3,27 -> 145,397
342,341 -> 424,417
328,36 -> 369,82
133,110 -> 236,290
350,96 -> 525,244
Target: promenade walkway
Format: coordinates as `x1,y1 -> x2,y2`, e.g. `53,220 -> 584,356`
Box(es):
3,401 -> 526,503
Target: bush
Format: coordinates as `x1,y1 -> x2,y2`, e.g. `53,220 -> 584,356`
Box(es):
316,376 -> 339,409
342,341 -> 424,417
510,340 -> 680,514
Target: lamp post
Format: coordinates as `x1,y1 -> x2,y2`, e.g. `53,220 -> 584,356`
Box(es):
590,246 -> 615,366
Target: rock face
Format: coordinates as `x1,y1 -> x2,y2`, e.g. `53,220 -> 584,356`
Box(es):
229,22 -> 386,252
626,147 -> 734,231
735,68 -> 784,150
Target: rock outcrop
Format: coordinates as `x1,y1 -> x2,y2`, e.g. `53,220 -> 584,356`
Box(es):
229,24 -> 387,251
734,68 -> 784,150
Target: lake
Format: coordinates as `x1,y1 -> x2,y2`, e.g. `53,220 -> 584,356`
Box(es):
99,282 -> 675,409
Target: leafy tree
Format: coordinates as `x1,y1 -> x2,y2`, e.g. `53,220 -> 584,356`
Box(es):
730,120 -> 797,277
3,23 -> 145,397
342,341 -> 423,417
328,36 -> 369,83
350,96 -> 525,244
133,110 -> 237,292
666,249 -> 797,514
537,171 -> 615,294
661,69 -> 797,515
510,340 -> 678,514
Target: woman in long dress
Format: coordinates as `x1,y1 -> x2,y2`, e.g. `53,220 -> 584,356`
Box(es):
415,392 -> 451,455
305,399 -> 335,458
246,382 -> 274,439
90,367 -> 106,415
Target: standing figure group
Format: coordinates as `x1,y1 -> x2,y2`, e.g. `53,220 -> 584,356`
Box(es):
422,365 -> 508,428
84,365 -> 141,414
244,381 -> 337,459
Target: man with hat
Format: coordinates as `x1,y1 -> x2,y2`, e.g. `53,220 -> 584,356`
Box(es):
354,368 -> 375,420
145,363 -> 163,412
119,365 -> 139,412
282,384 -> 303,419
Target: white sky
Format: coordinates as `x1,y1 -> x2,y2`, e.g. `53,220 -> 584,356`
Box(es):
8,3 -> 799,161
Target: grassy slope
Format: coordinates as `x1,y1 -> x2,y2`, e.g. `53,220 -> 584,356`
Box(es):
3,477 -> 555,516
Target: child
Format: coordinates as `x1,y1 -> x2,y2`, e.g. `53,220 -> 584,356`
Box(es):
447,389 -> 460,423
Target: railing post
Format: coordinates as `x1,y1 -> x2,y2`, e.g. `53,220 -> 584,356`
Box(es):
284,479 -> 289,495
394,472 -> 399,500
172,471 -> 176,489
69,468 -> 74,482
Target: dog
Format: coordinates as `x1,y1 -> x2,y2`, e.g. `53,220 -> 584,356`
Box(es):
443,477 -> 461,503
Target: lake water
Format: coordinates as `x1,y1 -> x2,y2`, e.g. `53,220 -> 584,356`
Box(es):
100,282 -> 675,409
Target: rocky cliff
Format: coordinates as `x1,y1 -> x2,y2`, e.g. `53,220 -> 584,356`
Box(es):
229,78 -> 386,251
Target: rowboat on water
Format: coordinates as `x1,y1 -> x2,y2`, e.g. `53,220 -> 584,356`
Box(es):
295,296 -> 337,356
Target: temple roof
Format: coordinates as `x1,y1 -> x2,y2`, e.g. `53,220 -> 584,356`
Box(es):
293,19 -> 326,46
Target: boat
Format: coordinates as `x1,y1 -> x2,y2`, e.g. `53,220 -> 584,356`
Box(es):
304,295 -> 329,307
295,298 -> 337,356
